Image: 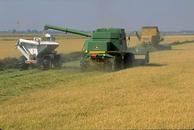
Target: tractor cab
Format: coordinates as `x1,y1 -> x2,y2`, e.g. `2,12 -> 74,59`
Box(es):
42,33 -> 56,41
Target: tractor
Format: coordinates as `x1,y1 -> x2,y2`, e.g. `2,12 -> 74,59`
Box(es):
16,34 -> 61,70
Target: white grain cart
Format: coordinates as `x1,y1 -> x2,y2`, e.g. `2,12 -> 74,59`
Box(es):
16,34 -> 61,70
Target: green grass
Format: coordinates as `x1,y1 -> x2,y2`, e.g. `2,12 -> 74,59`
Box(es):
0,67 -> 102,102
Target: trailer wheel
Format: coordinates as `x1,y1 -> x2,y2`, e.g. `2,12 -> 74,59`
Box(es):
124,53 -> 134,68
18,56 -> 29,70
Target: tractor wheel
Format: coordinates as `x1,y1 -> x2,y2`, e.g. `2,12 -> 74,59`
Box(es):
124,53 -> 134,68
42,57 -> 52,70
18,56 -> 29,70
53,54 -> 62,68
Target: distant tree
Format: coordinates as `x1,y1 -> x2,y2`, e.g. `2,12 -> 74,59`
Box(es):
12,29 -> 17,33
27,29 -> 31,33
32,29 -> 38,33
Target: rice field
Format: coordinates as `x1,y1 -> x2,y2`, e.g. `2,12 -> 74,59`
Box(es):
0,35 -> 194,129
0,34 -> 194,59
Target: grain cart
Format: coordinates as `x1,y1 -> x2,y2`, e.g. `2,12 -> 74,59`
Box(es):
44,25 -> 149,71
16,34 -> 61,70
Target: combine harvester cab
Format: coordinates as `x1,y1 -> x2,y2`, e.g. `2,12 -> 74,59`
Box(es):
44,25 -> 149,71
16,34 -> 61,70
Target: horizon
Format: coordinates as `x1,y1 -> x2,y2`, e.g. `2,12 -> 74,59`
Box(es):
1,0 -> 194,32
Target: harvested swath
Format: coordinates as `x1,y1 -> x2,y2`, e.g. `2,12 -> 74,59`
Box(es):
0,57 -> 18,70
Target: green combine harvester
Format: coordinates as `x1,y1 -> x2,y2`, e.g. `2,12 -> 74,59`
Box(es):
44,25 -> 149,71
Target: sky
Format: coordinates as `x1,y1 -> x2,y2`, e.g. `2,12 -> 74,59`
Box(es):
0,0 -> 194,31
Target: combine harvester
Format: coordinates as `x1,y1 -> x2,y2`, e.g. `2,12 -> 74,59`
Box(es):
44,25 -> 149,71
136,26 -> 163,45
16,34 -> 61,70
135,26 -> 171,51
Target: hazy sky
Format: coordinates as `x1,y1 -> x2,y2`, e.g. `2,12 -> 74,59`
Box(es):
0,0 -> 194,31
